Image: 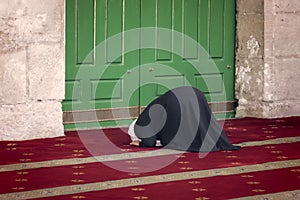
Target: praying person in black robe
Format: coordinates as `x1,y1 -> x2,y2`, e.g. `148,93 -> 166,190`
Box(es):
128,86 -> 240,152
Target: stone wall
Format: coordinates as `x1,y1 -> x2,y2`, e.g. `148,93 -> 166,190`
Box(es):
0,0 -> 65,140
235,0 -> 300,118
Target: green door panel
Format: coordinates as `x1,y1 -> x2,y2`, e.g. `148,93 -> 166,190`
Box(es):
140,0 -> 236,106
64,0 -> 140,112
63,0 -> 236,130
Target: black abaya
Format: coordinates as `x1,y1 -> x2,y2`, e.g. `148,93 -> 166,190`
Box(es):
134,86 -> 240,152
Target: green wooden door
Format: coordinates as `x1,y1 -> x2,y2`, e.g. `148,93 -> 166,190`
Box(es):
140,0 -> 236,116
63,0 -> 236,130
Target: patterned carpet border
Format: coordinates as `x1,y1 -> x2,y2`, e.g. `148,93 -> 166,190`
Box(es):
0,159 -> 299,200
1,136 -> 299,173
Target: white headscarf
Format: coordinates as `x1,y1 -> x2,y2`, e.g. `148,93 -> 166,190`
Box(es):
128,119 -> 140,141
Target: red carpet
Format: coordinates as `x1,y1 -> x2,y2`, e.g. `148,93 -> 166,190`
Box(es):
1,117 -> 299,164
35,166 -> 300,200
0,117 -> 299,199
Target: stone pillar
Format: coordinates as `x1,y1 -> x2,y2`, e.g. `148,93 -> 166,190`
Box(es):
235,0 -> 265,117
235,0 -> 300,118
263,0 -> 300,117
0,0 -> 65,140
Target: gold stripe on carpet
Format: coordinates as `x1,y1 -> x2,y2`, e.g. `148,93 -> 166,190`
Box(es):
0,159 -> 300,200
231,189 -> 300,200
236,136 -> 300,147
0,136 -> 300,173
0,149 -> 180,173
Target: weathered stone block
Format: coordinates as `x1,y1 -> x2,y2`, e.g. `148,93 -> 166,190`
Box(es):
262,101 -> 300,118
0,0 -> 64,53
28,43 -> 65,100
0,16 -> 23,52
0,0 -> 18,16
237,100 -> 300,118
236,14 -> 264,58
0,101 -> 64,141
272,58 -> 300,101
20,0 -> 64,43
0,50 -> 27,104
236,0 -> 264,14
274,13 -> 300,57
235,57 -> 264,101
274,0 -> 300,13
235,101 -> 264,118
262,61 -> 276,102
